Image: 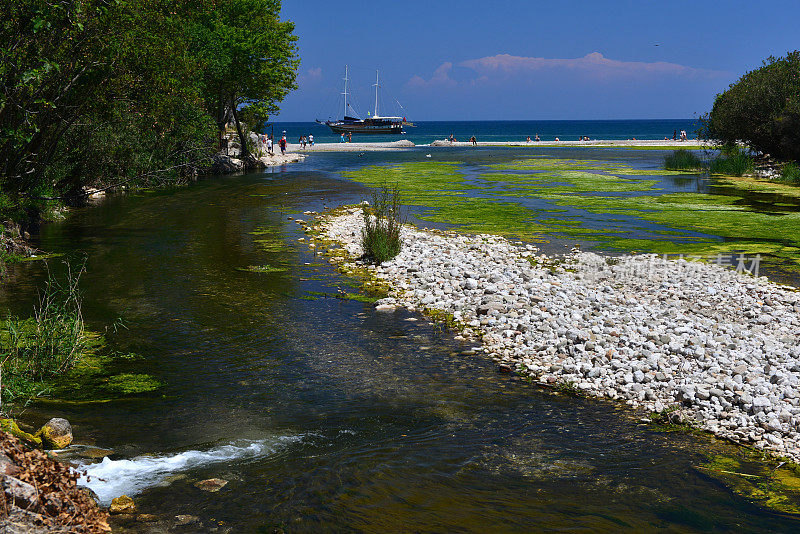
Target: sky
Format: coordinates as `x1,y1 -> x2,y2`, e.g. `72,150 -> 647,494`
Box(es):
277,1 -> 800,121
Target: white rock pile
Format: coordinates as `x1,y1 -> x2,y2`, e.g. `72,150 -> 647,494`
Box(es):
315,207 -> 800,461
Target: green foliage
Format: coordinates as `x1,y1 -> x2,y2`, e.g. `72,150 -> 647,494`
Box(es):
189,0 -> 299,156
664,149 -> 703,171
782,162 -> 800,183
708,146 -> 754,176
0,0 -> 298,224
704,50 -> 800,161
0,264 -> 90,406
361,185 -> 404,264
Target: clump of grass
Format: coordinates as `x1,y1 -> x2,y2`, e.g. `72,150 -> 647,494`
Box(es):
708,146 -> 754,176
1,263 -> 89,407
664,149 -> 703,170
361,184 -> 404,264
782,162 -> 800,183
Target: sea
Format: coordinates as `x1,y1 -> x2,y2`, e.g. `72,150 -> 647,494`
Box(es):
268,119 -> 701,144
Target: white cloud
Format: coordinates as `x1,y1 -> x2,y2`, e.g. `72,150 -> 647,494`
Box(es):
298,67 -> 323,87
407,52 -> 727,89
405,62 -> 457,89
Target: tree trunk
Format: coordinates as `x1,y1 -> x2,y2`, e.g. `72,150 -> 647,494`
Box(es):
229,98 -> 249,160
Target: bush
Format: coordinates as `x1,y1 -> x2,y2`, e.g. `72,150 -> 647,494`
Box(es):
708,146 -> 754,176
1,264 -> 88,407
361,185 -> 404,264
664,149 -> 703,170
782,162 -> 800,183
703,50 -> 800,161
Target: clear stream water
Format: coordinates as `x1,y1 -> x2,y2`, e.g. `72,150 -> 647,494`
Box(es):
2,146 -> 799,532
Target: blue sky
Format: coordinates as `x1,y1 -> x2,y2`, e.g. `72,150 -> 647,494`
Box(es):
278,1 -> 800,121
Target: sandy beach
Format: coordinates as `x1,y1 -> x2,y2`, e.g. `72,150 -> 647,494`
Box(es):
284,138 -> 711,153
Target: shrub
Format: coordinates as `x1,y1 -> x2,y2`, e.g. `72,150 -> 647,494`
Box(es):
361,185 -> 404,264
664,149 -> 703,170
782,162 -> 800,183
708,146 -> 754,176
703,50 -> 800,161
1,264 -> 88,407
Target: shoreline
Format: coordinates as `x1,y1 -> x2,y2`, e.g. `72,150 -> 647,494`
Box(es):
312,206 -> 800,463
285,139 -> 711,153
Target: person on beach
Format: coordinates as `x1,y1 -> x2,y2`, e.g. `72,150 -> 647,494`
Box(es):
555,137 -> 559,142
299,136 -> 305,149
470,135 -> 477,146
348,132 -> 352,143
340,133 -> 345,143
279,135 -> 287,155
673,130 -> 677,141
526,136 -> 531,143
267,135 -> 273,155
309,134 -> 314,146
535,134 -> 540,142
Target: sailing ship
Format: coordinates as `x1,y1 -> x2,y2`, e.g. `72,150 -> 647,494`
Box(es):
317,66 -> 408,135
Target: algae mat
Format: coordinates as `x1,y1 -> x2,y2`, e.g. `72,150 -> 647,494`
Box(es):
341,158 -> 800,271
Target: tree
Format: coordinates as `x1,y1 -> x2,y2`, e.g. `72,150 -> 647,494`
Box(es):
190,0 -> 299,160
704,51 -> 800,161
0,0 -> 298,226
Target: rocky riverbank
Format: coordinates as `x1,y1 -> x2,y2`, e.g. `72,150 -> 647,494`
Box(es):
0,430 -> 110,533
312,207 -> 800,462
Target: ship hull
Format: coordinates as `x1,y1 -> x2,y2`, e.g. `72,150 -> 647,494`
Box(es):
318,120 -> 403,135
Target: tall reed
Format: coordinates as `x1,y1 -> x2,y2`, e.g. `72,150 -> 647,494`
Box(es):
1,263 -> 87,407
361,184 -> 404,264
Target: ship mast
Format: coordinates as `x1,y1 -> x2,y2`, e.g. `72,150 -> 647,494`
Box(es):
342,65 -> 349,118
373,70 -> 379,118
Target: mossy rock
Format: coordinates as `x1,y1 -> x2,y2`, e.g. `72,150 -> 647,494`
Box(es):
109,495 -> 136,514
0,419 -> 42,448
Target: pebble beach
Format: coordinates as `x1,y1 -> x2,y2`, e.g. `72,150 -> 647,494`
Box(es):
314,207 -> 800,461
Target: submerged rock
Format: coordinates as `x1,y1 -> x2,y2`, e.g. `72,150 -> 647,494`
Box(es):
194,478 -> 228,492
109,495 -> 136,514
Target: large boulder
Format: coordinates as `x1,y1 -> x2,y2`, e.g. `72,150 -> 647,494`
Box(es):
36,418 -> 72,450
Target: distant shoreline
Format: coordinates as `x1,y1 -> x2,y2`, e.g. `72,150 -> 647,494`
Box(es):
287,139 -> 711,152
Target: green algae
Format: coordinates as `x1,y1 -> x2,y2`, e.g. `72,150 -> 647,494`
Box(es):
103,373 -> 162,394
253,239 -> 287,253
45,350 -> 163,402
341,162 -> 474,203
714,175 -> 800,200
342,159 -> 800,266
238,264 -> 288,274
698,453 -> 800,515
301,290 -> 376,304
482,171 -> 660,194
487,158 -> 620,171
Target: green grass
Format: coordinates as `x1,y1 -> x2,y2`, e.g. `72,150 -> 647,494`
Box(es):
709,147 -> 754,176
0,264 -> 92,407
782,162 -> 800,183
664,149 -> 704,171
361,184 -> 403,264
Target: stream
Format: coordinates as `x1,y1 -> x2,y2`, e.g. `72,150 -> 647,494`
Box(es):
2,149 -> 798,532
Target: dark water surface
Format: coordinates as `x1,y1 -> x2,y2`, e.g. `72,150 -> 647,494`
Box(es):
2,150 -> 798,532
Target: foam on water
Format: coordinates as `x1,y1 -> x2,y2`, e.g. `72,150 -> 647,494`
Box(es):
77,435 -> 302,504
